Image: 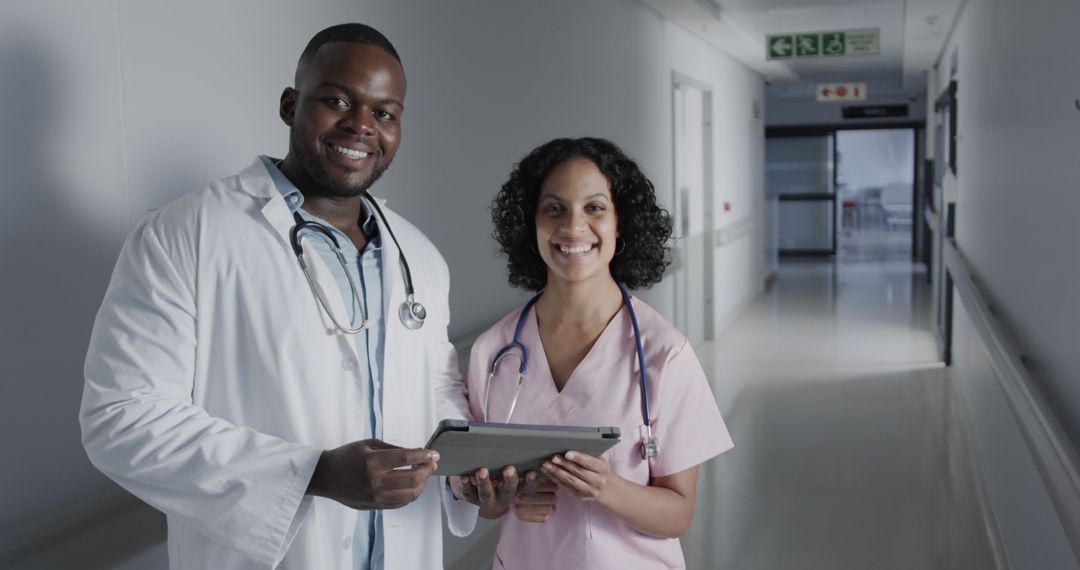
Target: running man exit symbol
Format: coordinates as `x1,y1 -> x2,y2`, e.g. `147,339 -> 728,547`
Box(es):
796,34 -> 820,56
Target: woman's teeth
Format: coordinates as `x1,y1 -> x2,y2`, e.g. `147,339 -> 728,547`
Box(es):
558,244 -> 594,254
331,144 -> 369,159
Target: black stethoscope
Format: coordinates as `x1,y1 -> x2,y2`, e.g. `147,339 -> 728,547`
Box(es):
484,282 -> 659,460
288,191 -> 427,333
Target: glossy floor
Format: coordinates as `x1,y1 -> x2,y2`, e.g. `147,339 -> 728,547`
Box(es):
683,227 -> 974,569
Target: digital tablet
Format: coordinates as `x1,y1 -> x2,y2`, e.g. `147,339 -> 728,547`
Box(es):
425,419 -> 621,477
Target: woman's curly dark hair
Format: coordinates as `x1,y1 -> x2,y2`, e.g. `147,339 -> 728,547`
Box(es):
491,137 -> 672,291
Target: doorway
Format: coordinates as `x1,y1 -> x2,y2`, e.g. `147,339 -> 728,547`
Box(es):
671,74 -> 714,345
835,128 -> 916,261
766,123 -> 924,261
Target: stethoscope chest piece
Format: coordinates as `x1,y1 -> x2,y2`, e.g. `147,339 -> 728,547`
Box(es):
640,424 -> 659,460
399,295 -> 427,330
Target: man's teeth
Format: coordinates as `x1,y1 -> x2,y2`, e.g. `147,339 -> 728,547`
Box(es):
558,244 -> 594,254
331,145 -> 369,159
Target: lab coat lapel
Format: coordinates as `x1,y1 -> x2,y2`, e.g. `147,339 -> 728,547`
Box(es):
369,195 -> 403,340
243,157 -> 361,358
369,195 -> 405,440
237,157 -> 294,254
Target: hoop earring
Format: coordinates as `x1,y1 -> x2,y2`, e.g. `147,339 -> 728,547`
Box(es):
614,238 -> 626,255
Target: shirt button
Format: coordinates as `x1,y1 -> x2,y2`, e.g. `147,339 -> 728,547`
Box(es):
342,537 -> 351,550
342,358 -> 357,371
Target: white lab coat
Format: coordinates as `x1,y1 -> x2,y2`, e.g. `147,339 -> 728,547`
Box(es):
80,158 -> 478,569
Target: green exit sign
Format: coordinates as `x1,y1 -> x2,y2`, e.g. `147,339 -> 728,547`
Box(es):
767,28 -> 880,60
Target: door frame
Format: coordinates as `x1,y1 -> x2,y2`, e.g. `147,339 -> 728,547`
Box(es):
767,121 -> 926,257
671,71 -> 715,341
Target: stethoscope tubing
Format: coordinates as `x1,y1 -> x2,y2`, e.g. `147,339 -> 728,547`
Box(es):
483,293 -> 540,423
288,191 -> 425,332
624,285 -> 652,429
485,283 -> 655,437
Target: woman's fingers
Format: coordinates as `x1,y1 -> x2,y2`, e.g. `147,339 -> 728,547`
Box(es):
458,466 -> 525,509
563,451 -> 605,471
515,507 -> 555,523
494,466 -> 519,504
552,456 -> 601,487
519,470 -> 542,494
542,462 -> 590,496
513,492 -> 557,523
515,489 -> 557,507
458,476 -> 480,503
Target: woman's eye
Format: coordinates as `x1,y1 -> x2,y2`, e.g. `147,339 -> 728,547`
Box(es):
587,204 -> 607,213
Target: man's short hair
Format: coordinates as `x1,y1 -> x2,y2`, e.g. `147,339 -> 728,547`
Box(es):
297,23 -> 402,78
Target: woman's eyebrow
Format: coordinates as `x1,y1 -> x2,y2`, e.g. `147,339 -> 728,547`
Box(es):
539,193 -> 610,202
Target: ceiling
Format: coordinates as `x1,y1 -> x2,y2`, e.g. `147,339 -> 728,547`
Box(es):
640,0 -> 963,99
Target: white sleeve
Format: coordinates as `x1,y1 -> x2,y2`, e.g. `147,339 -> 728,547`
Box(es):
80,221 -> 321,567
427,251 -> 479,536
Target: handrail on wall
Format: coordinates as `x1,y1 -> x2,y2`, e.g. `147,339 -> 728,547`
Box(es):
944,238 -> 1080,561
716,215 -> 755,247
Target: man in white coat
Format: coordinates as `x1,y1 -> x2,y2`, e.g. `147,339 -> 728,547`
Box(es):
80,23 -> 501,569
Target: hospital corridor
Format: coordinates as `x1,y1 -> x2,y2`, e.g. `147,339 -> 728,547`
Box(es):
3,0 -> 1079,569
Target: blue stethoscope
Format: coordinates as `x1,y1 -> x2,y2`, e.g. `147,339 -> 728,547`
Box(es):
484,282 -> 659,460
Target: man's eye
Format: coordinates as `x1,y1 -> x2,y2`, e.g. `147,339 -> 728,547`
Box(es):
324,97 -> 349,109
376,110 -> 396,121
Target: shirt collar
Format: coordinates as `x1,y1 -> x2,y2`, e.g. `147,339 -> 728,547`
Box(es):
260,155 -> 380,237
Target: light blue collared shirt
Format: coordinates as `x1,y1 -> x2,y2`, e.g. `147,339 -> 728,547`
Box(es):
262,156 -> 384,570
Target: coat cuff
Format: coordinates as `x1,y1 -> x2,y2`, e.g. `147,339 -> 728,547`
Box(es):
266,446 -> 323,567
441,475 -> 479,537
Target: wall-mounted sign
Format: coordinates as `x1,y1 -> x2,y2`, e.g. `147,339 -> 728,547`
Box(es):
817,82 -> 867,102
842,104 -> 908,119
768,28 -> 880,59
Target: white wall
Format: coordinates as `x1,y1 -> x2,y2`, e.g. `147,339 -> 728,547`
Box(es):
0,0 -> 133,556
934,0 -> 1080,567
0,0 -> 765,565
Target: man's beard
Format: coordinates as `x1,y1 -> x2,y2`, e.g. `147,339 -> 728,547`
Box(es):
290,130 -> 389,198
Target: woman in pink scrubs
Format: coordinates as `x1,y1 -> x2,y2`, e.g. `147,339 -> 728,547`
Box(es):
460,138 -> 733,569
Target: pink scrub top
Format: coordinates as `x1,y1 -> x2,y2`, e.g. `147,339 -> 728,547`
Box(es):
466,296 -> 733,569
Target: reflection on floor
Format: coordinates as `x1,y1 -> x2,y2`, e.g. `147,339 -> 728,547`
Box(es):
682,226 -> 987,569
